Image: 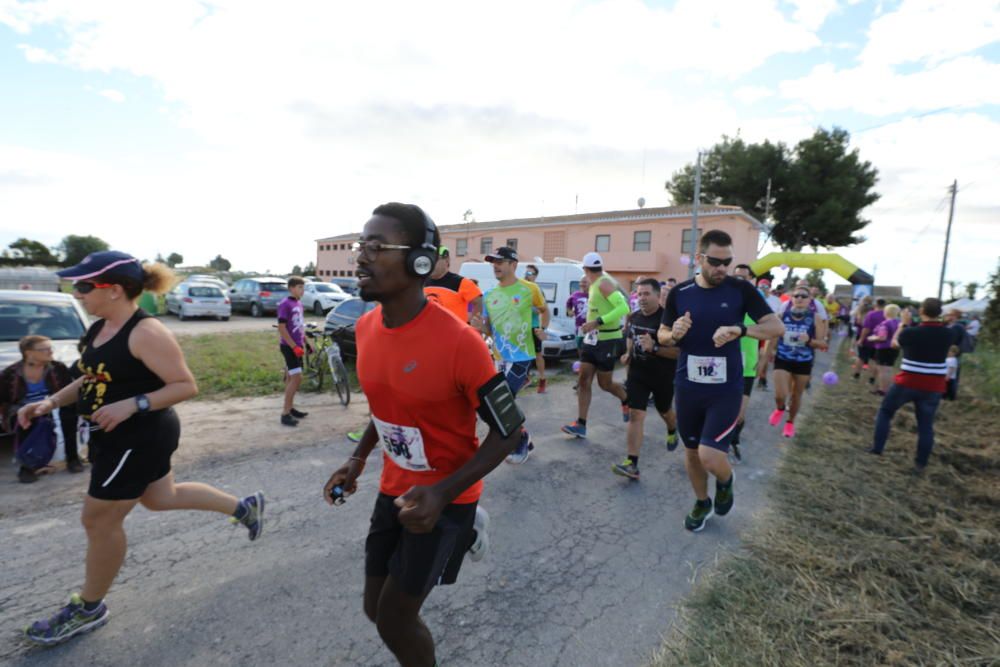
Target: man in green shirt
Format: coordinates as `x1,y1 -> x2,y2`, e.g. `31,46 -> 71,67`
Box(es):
730,264 -> 763,462
562,252 -> 630,438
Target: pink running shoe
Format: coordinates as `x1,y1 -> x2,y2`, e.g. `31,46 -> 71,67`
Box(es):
782,421 -> 796,438
768,409 -> 784,426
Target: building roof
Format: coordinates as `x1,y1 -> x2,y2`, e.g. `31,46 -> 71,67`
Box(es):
437,205 -> 765,234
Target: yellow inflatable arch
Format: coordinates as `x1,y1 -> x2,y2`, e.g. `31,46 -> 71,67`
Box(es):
750,252 -> 874,285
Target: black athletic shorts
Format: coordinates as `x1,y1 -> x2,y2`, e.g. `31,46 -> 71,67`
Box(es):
87,409 -> 180,501
625,362 -> 675,413
532,330 -> 544,356
365,493 -> 477,598
875,348 -> 899,366
580,338 -> 621,373
858,345 -> 875,363
675,388 -> 742,453
774,357 -> 814,376
280,344 -> 303,374
742,376 -> 755,397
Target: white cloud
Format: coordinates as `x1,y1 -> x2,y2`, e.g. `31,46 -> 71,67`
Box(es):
786,0 -> 840,31
98,88 -> 125,103
16,42 -> 54,62
733,85 -> 773,104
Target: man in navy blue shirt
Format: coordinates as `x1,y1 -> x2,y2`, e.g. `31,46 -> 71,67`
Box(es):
658,230 -> 784,531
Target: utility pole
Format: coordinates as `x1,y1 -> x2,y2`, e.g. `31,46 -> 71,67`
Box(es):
937,180 -> 957,301
688,151 -> 702,279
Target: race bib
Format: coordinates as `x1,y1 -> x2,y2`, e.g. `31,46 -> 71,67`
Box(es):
583,329 -> 599,346
687,355 -> 727,384
783,331 -> 807,347
372,415 -> 433,472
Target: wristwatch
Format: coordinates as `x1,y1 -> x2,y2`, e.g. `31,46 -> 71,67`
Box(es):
738,324 -> 748,338
652,342 -> 660,353
135,394 -> 151,413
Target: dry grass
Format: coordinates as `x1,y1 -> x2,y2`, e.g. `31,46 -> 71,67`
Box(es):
653,343 -> 1000,667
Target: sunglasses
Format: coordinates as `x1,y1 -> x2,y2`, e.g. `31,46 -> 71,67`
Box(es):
703,256 -> 733,267
73,281 -> 115,294
793,293 -> 811,299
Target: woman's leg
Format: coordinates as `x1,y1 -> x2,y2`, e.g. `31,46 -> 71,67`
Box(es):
80,496 -> 141,602
139,471 -> 239,515
788,374 -> 810,422
773,370 -> 791,411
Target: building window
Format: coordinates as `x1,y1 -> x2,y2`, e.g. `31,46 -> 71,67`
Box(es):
633,230 -> 651,252
681,228 -> 701,254
506,238 -> 518,251
456,238 -> 468,256
481,237 -> 493,255
595,235 -> 610,252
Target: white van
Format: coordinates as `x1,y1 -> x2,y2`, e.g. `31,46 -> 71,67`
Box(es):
459,259 -> 585,359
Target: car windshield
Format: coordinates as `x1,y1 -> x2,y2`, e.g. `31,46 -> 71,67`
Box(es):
313,284 -> 340,293
0,300 -> 86,342
189,286 -> 223,298
260,283 -> 287,292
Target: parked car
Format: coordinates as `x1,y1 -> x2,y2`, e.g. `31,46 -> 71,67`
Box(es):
184,274 -> 229,290
165,282 -> 232,321
331,277 -> 360,296
301,282 -> 350,315
323,297 -> 376,358
0,290 -> 89,370
228,277 -> 289,317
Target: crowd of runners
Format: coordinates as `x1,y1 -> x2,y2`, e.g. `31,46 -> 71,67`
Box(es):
10,201 -> 977,667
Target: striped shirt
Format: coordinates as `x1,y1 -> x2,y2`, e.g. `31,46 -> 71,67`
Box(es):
895,322 -> 952,393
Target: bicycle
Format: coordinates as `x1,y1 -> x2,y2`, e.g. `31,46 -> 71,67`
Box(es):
302,323 -> 352,406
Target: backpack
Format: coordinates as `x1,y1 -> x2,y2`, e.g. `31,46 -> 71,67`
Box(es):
14,414 -> 57,469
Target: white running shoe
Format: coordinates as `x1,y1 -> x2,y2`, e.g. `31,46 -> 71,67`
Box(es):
468,506 -> 491,562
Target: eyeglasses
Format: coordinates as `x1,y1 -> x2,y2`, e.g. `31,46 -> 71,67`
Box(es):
525,271 -> 537,277
351,240 -> 413,259
73,281 -> 115,294
29,346 -> 53,353
703,256 -> 733,267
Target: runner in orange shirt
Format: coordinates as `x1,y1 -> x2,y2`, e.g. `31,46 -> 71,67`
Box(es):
423,246 -> 482,322
324,202 -> 523,667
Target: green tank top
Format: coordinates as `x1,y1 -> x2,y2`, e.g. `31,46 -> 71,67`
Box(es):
740,313 -> 758,377
587,274 -> 624,341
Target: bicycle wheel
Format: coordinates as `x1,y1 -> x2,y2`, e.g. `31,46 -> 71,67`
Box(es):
328,354 -> 351,406
304,347 -> 326,392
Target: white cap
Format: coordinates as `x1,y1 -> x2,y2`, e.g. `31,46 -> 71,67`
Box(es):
582,252 -> 603,269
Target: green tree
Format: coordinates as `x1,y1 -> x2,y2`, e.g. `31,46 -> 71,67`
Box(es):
964,282 -> 979,299
60,235 -> 110,265
303,261 -> 316,276
291,264 -> 303,276
8,238 -> 58,263
166,252 -> 184,268
209,255 -> 231,271
944,280 -> 961,301
804,268 -> 827,294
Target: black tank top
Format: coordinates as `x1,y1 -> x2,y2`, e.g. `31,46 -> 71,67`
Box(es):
76,309 -> 165,418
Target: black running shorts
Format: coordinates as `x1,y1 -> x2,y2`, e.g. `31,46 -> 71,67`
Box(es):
87,409 -> 180,501
675,388 -> 741,453
365,493 -> 477,598
857,345 -> 875,363
742,376 -> 755,397
875,348 -> 899,366
774,358 -> 814,376
625,362 -> 675,413
280,344 -> 302,374
580,338 -> 621,373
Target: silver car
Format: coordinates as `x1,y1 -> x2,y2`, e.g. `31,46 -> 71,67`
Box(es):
228,277 -> 289,317
0,290 -> 89,370
301,282 -> 349,315
165,282 -> 232,321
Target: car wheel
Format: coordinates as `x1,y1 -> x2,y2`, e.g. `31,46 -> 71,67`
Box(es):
250,302 -> 262,318
179,308 -> 188,321
314,301 -> 324,316
221,316 -> 230,321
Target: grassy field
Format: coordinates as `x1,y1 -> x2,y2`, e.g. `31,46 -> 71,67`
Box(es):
653,343 -> 999,667
179,330 -> 358,400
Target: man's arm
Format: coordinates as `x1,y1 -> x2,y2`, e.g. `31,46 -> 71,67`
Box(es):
469,296 -> 483,323
745,312 -> 785,341
277,322 -> 299,349
597,280 -> 630,324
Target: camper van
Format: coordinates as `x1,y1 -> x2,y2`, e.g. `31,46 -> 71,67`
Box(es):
459,260 -> 585,359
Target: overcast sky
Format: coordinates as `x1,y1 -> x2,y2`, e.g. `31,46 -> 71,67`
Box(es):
1,0 -> 998,298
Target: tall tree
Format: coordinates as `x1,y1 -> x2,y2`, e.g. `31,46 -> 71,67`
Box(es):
944,280 -> 961,301
964,282 -> 979,299
208,254 -> 232,271
166,252 -> 184,268
291,264 -> 303,276
303,261 -> 316,276
804,268 -> 827,294
8,238 -> 58,263
60,235 -> 110,265
772,128 -> 880,250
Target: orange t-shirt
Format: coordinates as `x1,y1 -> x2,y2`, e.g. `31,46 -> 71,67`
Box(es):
424,272 -> 482,322
355,300 -> 497,504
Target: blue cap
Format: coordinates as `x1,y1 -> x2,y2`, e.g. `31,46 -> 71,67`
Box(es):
56,250 -> 143,282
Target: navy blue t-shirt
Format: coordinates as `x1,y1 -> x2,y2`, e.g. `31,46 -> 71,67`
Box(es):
662,276 -> 772,392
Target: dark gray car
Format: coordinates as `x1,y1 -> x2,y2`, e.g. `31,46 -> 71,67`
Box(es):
228,277 -> 289,317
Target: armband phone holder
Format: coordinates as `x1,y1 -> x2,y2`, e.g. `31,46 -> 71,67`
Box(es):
477,373 -> 526,438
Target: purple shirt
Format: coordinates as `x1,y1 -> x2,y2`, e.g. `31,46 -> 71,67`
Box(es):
277,297 -> 305,347
861,309 -> 885,348
566,291 -> 589,331
872,318 -> 899,350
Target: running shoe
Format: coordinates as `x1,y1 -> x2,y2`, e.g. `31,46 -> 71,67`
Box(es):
782,421 -> 796,438
758,378 -> 768,390
468,506 -> 491,562
621,404 -> 630,423
714,471 -> 735,516
280,414 -> 298,427
684,499 -> 714,532
506,430 -> 533,464
865,446 -> 882,456
665,431 -> 679,451
730,442 -> 742,464
768,409 -> 784,426
537,378 -> 547,394
231,491 -> 266,541
346,430 -> 364,443
24,593 -> 109,646
611,458 -> 640,480
561,421 -> 587,438
290,408 -> 309,419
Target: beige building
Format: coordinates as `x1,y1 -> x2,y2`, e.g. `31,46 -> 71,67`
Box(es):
316,205 -> 764,286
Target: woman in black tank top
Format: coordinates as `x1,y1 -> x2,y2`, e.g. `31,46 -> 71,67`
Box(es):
16,251 -> 266,647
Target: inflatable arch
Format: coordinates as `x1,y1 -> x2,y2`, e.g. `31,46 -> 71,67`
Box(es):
750,252 -> 873,285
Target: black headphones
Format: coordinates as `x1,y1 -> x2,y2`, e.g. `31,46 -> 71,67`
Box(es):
406,205 -> 438,277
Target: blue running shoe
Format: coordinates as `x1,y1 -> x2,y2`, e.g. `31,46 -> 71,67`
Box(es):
506,430 -> 533,464
231,491 -> 265,541
561,421 -> 587,438
621,404 -> 630,423
24,593 -> 109,646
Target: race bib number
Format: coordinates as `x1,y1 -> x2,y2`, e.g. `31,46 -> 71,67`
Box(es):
372,415 -> 433,472
783,331 -> 807,347
687,355 -> 727,384
583,329 -> 599,346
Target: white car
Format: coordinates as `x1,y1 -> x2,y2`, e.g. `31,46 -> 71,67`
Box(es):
301,282 -> 349,315
0,290 -> 89,370
165,282 -> 232,321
